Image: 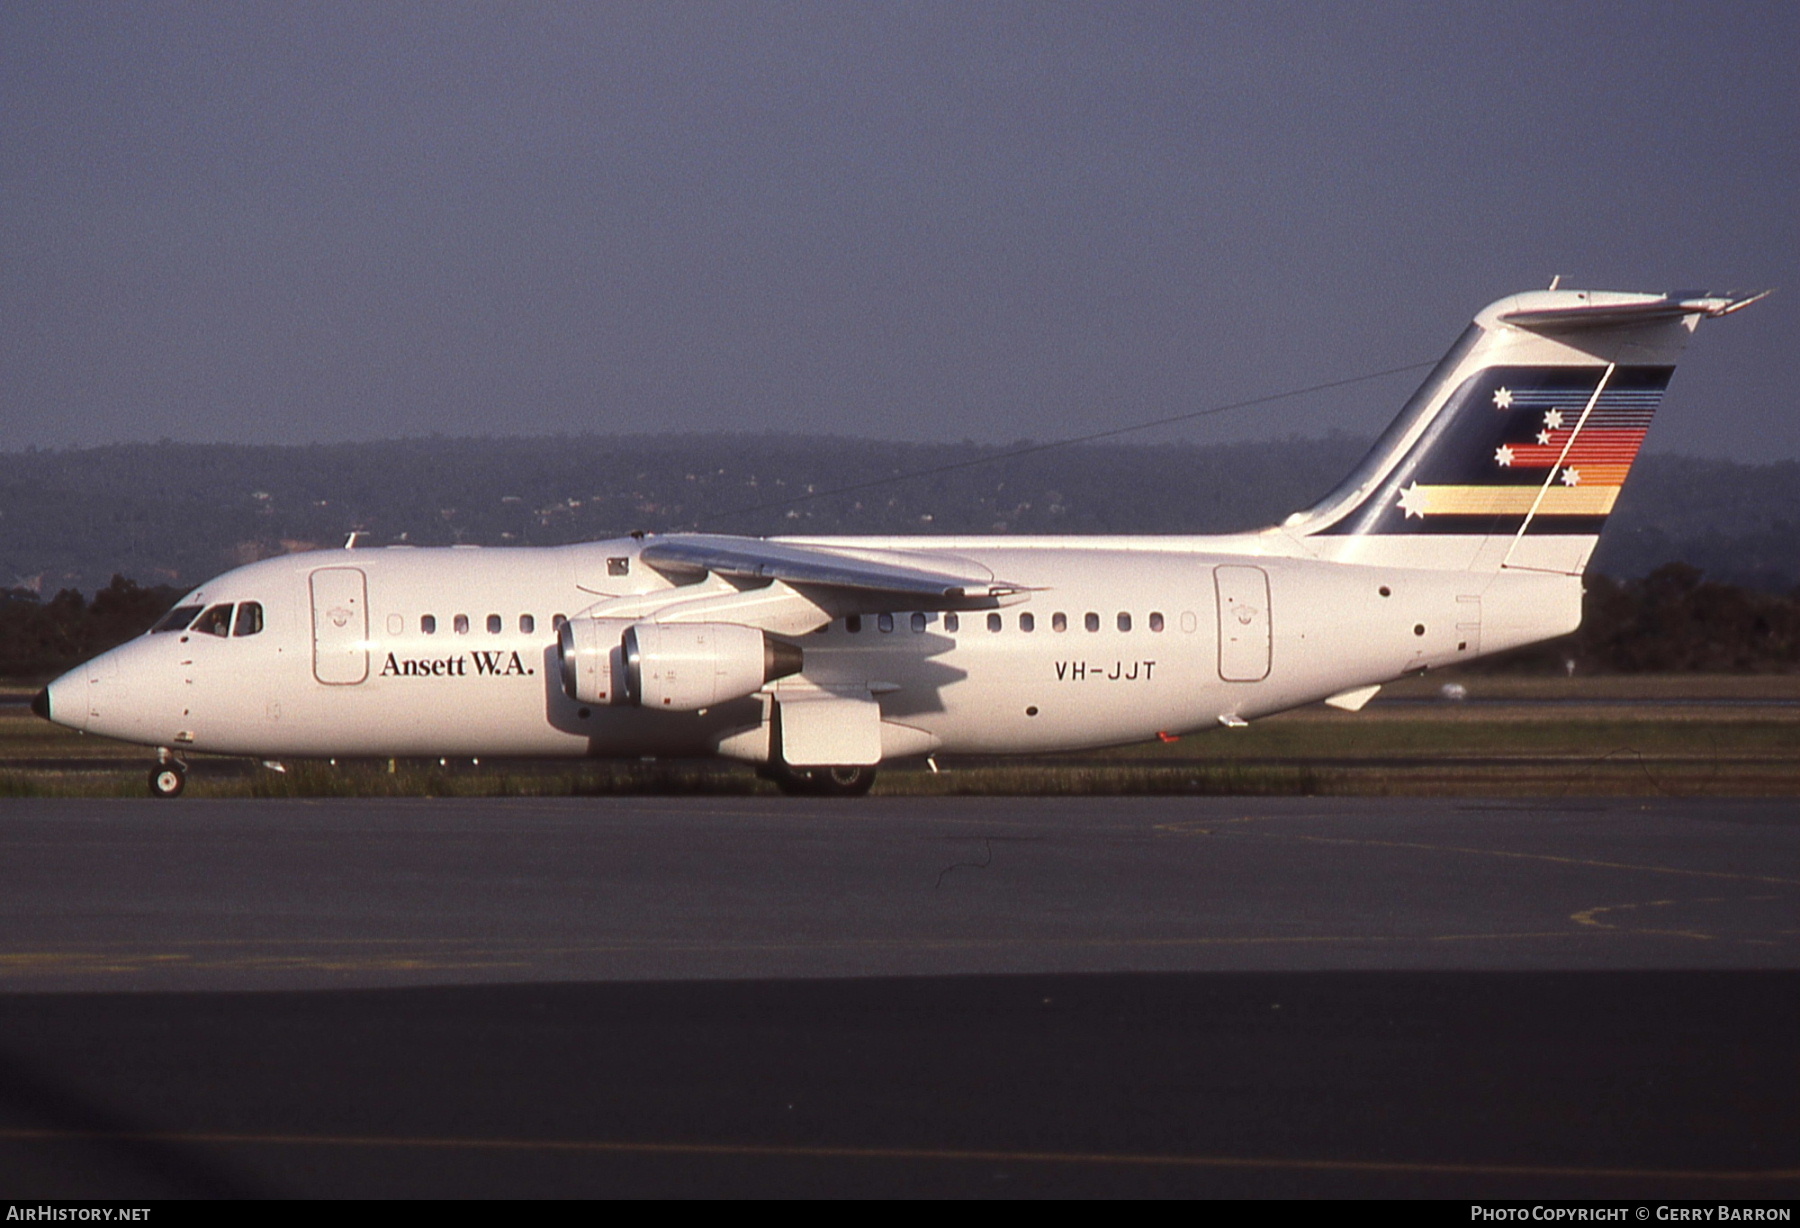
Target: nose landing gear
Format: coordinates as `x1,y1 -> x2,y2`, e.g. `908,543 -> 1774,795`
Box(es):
149,750 -> 187,799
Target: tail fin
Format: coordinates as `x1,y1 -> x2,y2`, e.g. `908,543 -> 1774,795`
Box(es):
1286,288 -> 1766,574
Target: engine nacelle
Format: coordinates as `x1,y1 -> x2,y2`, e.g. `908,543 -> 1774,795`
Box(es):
558,617 -> 637,706
623,621 -> 803,711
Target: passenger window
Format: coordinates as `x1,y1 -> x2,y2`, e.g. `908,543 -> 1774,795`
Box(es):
911,612 -> 927,633
1085,612 -> 1100,633
1180,611 -> 1198,633
846,615 -> 862,634
1149,612 -> 1165,633
878,613 -> 894,633
608,557 -> 630,576
422,614 -> 437,635
153,604 -> 204,633
386,613 -> 403,636
986,613 -> 1001,632
1020,612 -> 1035,632
454,614 -> 470,634
487,614 -> 502,634
944,613 -> 959,633
233,602 -> 264,637
1052,612 -> 1067,633
1118,612 -> 1132,632
193,604 -> 233,637
520,614 -> 535,634
553,614 -> 567,629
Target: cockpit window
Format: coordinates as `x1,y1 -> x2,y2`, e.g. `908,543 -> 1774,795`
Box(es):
192,604 -> 233,637
233,602 -> 264,637
152,604 -> 204,633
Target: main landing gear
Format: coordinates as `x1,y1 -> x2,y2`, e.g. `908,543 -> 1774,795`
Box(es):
760,761 -> 878,797
148,751 -> 187,799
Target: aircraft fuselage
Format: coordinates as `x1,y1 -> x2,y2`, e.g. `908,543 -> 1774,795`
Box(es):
46,534 -> 1576,763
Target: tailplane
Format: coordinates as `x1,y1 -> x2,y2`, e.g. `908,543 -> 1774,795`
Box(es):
1285,288 -> 1767,574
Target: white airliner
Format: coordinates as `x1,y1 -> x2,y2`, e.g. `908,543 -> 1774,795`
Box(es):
33,287 -> 1763,796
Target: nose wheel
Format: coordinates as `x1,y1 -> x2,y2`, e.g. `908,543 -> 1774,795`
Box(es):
148,760 -> 187,799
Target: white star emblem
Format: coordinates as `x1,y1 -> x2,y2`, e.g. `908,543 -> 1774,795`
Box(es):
1537,431 -> 1552,445
1544,409 -> 1564,430
1493,387 -> 1513,409
1397,482 -> 1428,518
1561,468 -> 1581,486
1494,445 -> 1514,467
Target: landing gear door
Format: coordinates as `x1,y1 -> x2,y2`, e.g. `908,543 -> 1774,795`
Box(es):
777,689 -> 882,767
310,567 -> 370,685
1215,565 -> 1271,682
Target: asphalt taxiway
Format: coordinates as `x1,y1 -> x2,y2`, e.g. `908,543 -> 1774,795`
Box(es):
1,796 -> 1795,1197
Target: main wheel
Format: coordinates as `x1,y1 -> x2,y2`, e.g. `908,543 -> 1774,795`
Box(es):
148,764 -> 187,799
767,762 -> 876,797
812,764 -> 877,797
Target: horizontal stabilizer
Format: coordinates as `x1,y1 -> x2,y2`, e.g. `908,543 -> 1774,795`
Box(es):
1499,289 -> 1770,331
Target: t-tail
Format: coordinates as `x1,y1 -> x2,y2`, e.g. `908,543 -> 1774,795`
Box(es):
1284,287 -> 1768,575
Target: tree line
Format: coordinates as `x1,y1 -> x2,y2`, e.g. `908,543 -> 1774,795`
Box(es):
4,436 -> 1797,597
4,564 -> 1794,683
2,576 -> 183,680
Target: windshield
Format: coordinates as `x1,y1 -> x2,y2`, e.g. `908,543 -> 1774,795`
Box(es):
192,604 -> 233,637
151,604 -> 204,633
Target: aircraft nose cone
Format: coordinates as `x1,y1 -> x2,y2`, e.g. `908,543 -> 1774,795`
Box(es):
35,668 -> 90,732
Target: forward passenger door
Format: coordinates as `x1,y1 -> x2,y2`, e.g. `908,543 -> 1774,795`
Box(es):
310,567 -> 370,685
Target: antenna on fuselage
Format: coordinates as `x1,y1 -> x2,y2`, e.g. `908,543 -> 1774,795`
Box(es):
343,532 -> 364,549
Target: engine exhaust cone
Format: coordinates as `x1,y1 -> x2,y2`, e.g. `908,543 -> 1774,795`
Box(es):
764,636 -> 804,683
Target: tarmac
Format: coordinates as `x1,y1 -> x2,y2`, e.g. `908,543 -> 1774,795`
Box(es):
1,795 -> 1795,1197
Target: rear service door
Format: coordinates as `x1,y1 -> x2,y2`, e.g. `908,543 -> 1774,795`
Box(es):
1456,594 -> 1482,657
1214,565 -> 1271,682
310,567 -> 370,685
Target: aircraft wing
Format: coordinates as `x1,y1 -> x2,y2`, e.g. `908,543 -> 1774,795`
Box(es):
639,534 -> 1023,602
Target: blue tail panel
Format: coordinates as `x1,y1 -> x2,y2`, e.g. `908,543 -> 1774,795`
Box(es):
1314,364 -> 1673,537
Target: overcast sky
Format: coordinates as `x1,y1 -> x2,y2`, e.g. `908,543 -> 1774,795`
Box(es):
4,2 -> 1795,459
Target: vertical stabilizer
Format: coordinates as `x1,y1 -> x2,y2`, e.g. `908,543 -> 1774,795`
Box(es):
1286,289 -> 1764,574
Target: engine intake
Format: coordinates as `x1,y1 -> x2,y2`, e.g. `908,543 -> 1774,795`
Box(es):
558,617 -> 637,706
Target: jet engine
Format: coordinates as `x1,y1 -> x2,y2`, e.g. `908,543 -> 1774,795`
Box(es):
623,621 -> 803,711
558,617 -> 637,706
558,617 -> 803,711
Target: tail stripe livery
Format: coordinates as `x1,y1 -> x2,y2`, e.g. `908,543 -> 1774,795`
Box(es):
1321,362 -> 1673,536
1291,289 -> 1762,573
1506,360 -> 1616,554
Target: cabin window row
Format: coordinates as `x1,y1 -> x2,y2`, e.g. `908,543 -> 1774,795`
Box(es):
832,610 -> 1185,635
411,612 -> 568,636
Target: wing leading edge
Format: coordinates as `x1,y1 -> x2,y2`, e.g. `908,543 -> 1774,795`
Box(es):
639,533 -> 1025,602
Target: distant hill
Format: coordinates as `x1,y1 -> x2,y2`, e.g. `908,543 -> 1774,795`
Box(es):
1,435 -> 1795,595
